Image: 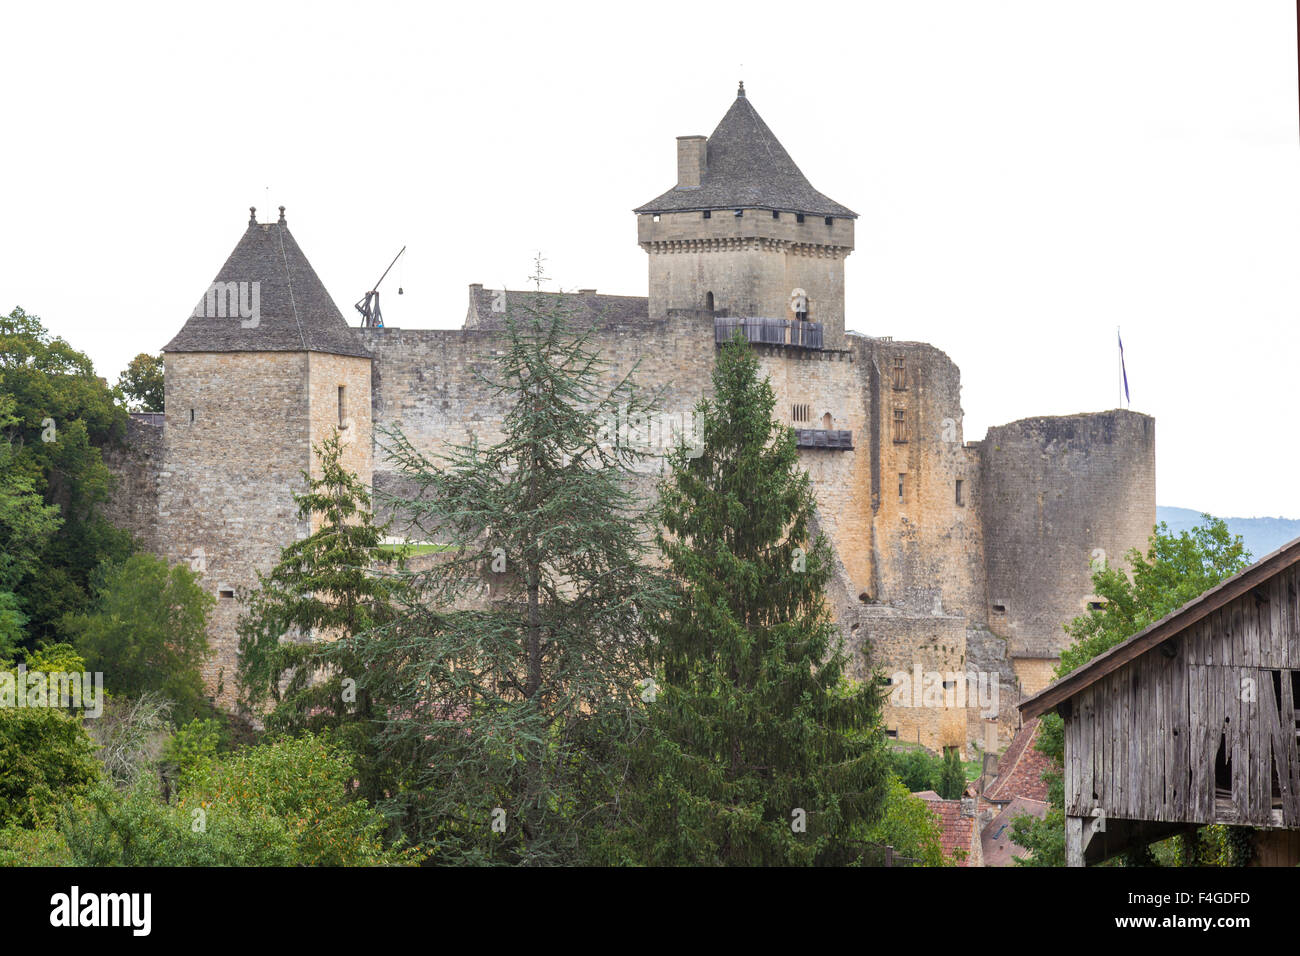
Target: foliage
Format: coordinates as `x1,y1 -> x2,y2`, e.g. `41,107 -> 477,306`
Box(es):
161,718 -> 227,782
60,735 -> 420,866
0,307 -> 132,646
236,432 -> 406,808
1013,516 -> 1252,865
354,279 -> 670,864
862,776 -> 948,867
85,693 -> 173,789
64,553 -> 214,725
604,335 -> 889,866
0,645 -> 101,828
938,747 -> 966,800
888,747 -> 944,793
115,353 -> 163,413
0,823 -> 73,866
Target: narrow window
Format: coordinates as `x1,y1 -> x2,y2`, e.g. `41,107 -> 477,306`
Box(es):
218,589 -> 234,599
705,291 -> 714,313
892,407 -> 907,443
1088,601 -> 1105,611
898,473 -> 905,500
992,603 -> 1007,614
772,210 -> 780,219
702,210 -> 711,220
822,412 -> 832,430
825,216 -> 834,226
892,355 -> 907,389
189,408 -> 195,423
338,386 -> 346,428
885,729 -> 899,739
955,479 -> 964,506
796,213 -> 805,224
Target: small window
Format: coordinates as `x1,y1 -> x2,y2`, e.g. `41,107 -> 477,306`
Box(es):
189,408 -> 195,423
702,210 -> 711,220
1088,601 -> 1105,611
652,214 -> 660,222
821,412 -> 832,430
992,603 -> 1007,614
705,291 -> 714,312
772,210 -> 780,220
885,729 -> 898,739
338,386 -> 346,428
898,473 -> 905,500
942,680 -> 957,690
892,355 -> 907,390
955,479 -> 964,506
825,216 -> 834,226
892,407 -> 908,443
792,403 -> 811,423
796,213 -> 805,224
734,209 -> 743,218
218,589 -> 235,599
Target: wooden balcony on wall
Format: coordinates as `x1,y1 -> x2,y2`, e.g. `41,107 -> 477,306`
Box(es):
715,316 -> 824,350
793,428 -> 853,450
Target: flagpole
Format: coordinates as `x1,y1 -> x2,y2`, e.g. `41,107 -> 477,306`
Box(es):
1117,326 -> 1122,409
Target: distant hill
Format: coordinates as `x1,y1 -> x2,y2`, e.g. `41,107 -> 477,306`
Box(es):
1157,506 -> 1300,562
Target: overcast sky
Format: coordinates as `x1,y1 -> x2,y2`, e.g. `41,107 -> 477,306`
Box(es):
3,1 -> 1297,518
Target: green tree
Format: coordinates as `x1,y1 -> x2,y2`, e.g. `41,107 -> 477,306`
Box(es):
863,776 -> 948,866
57,734 -> 420,866
115,353 -> 164,412
236,432 -> 407,807
938,746 -> 965,800
64,553 -> 215,724
0,644 -> 101,828
608,335 -> 889,866
0,307 -> 132,645
1012,516 -> 1251,865
354,279 -> 670,864
887,747 -> 944,793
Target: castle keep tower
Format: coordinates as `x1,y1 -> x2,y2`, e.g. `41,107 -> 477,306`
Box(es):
635,84 -> 856,347
159,208 -> 372,701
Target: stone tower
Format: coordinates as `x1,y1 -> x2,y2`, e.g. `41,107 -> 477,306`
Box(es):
635,83 -> 856,347
159,207 -> 372,702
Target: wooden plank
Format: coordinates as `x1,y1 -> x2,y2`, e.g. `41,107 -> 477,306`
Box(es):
1172,653 -> 1187,821
1080,687 -> 1095,814
1281,669 -> 1300,826
1155,654 -> 1167,821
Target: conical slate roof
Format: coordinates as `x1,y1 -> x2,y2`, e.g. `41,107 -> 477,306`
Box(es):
635,86 -> 856,219
164,209 -> 369,358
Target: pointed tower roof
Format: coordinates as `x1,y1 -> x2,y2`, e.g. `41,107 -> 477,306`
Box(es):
164,208 -> 369,358
635,85 -> 856,218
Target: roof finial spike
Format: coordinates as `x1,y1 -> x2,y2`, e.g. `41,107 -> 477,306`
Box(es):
737,80 -> 745,98
278,205 -> 286,224
249,206 -> 257,225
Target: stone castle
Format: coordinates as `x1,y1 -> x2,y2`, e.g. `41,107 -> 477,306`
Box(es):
105,85 -> 1156,754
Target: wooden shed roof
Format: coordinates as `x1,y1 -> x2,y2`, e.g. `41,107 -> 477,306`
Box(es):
1019,534 -> 1300,721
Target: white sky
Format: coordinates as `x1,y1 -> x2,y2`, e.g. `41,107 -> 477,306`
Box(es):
3,1 -> 1297,517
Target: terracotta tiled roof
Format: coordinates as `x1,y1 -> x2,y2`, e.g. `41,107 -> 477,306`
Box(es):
915,793 -> 975,867
980,796 -> 1048,867
984,718 -> 1052,803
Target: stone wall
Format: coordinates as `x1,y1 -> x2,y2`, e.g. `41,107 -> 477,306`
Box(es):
978,409 -> 1157,661
100,416 -> 164,555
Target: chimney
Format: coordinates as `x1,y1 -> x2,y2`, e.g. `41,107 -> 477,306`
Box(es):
676,135 -> 707,188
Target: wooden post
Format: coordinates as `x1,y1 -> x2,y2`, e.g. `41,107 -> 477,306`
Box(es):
1066,816 -> 1086,867
885,845 -> 894,867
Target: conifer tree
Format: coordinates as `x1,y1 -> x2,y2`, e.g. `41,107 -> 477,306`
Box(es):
612,334 -> 889,866
236,432 -> 407,807
352,269 -> 671,864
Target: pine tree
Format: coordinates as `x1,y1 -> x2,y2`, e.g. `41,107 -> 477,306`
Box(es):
352,268 -> 671,864
236,432 -> 407,808
611,334 -> 889,866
